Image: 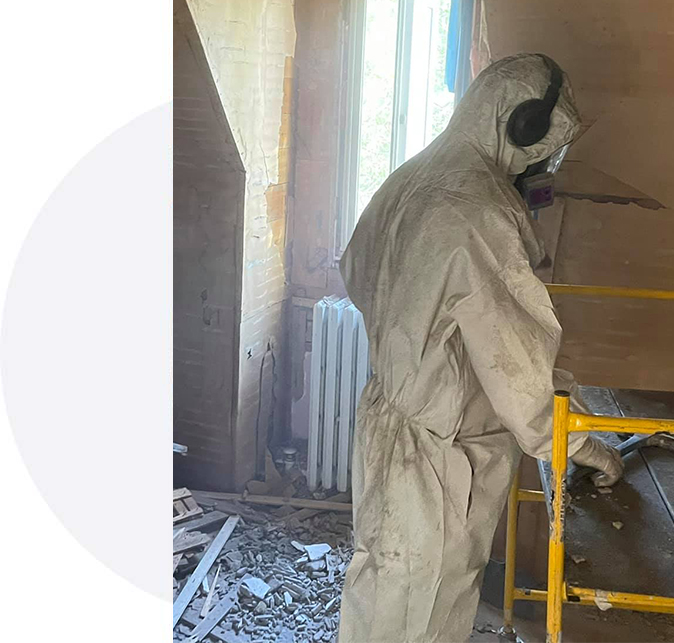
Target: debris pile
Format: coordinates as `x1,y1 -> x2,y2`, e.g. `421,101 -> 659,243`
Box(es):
173,488 -> 353,643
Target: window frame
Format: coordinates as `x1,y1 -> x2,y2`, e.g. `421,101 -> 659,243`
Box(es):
336,0 -> 475,257
336,0 -> 367,257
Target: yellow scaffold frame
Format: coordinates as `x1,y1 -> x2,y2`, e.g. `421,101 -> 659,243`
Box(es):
502,284 -> 674,643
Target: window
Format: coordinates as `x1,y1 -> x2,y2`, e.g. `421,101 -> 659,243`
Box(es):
337,0 -> 473,252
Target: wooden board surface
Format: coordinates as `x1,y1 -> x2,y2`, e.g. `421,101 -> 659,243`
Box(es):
610,389 -> 674,523
173,516 -> 240,629
559,387 -> 674,598
482,1 -> 674,393
482,0 -> 674,208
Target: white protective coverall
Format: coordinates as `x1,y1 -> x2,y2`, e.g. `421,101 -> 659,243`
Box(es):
338,54 -> 587,643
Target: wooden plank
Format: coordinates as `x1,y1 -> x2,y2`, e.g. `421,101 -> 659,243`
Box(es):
181,609 -> 230,643
610,389 -> 674,524
190,491 -> 241,514
180,511 -> 229,534
552,199 -> 674,392
174,487 -> 193,501
282,492 -> 351,523
190,492 -> 270,525
173,531 -> 211,555
174,506 -> 203,525
173,500 -> 187,525
482,0 -> 674,391
184,496 -> 201,513
186,589 -> 237,643
173,554 -> 183,574
197,490 -> 353,513
173,516 -> 240,629
174,490 -> 204,524
200,564 -> 221,618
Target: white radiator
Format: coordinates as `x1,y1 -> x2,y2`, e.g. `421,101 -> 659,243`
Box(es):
307,297 -> 370,491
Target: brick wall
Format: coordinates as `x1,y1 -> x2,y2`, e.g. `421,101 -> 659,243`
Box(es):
187,0 -> 297,488
173,0 -> 244,490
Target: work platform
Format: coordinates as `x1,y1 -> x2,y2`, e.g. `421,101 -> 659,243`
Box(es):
563,387 -> 674,600
520,387 -> 674,641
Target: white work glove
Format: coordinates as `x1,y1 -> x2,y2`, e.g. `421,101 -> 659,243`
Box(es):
571,437 -> 624,487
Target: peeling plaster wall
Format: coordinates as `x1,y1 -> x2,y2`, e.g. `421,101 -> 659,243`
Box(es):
188,0 -> 296,487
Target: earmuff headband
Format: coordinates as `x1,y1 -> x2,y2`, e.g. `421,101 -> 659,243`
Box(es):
506,55 -> 562,148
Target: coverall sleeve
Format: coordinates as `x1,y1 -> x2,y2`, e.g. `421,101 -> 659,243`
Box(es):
451,259 -> 588,461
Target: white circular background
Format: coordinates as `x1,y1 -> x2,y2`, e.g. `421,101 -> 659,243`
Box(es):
1,105 -> 171,600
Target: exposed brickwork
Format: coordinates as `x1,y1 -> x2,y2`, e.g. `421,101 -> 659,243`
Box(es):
186,0 -> 296,488
174,0 -> 244,490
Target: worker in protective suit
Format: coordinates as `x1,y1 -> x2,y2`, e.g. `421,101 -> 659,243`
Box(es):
338,54 -> 624,643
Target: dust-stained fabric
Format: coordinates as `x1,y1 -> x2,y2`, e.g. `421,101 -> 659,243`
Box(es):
338,54 -> 585,643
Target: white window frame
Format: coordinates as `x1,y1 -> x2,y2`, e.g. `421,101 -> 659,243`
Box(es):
336,0 -> 474,255
336,0 -> 367,257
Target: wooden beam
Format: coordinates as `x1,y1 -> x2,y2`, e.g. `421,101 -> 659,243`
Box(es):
196,490 -> 353,513
200,564 -> 222,618
173,516 -> 239,629
179,511 -> 229,534
281,491 -> 351,522
181,609 -> 230,643
173,532 -> 211,555
186,589 -> 237,643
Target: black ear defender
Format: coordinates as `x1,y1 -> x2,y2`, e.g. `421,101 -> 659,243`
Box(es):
506,55 -> 563,147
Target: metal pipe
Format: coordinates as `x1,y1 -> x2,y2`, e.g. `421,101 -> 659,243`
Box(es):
503,467 -> 521,632
537,459 -> 553,517
569,413 -> 674,435
545,284 -> 674,301
514,587 -> 674,614
547,391 -> 570,643
518,489 -> 545,502
568,588 -> 674,614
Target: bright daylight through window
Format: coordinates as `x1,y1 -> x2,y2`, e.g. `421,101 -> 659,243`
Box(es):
338,0 -> 457,251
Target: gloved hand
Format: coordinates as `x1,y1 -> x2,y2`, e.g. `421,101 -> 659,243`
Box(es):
571,437 -> 624,487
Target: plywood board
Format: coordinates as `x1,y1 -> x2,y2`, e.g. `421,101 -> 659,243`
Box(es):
483,1 -> 674,392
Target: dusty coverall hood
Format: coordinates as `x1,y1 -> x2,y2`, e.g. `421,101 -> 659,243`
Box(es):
343,54 -> 581,324
338,54 -> 584,643
450,53 -> 581,177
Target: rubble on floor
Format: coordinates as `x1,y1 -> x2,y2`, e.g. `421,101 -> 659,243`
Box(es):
172,487 -> 353,643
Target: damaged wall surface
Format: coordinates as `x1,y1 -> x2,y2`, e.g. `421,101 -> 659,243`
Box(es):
187,0 -> 297,487
174,0 -> 244,490
289,0 -> 348,439
481,0 -> 674,392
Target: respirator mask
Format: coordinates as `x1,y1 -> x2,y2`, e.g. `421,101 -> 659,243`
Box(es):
514,143 -> 570,212
506,55 -> 570,213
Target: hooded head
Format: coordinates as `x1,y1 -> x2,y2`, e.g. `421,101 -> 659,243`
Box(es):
446,53 -> 581,177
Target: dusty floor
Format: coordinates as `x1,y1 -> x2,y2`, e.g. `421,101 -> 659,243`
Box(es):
174,491 -> 674,643
472,602 -> 674,643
